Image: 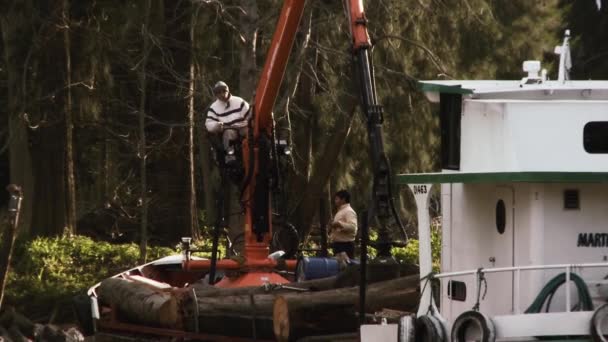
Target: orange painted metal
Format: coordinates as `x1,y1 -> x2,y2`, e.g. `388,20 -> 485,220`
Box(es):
214,271 -> 290,288
196,0 -> 306,288
347,0 -> 372,50
239,137 -> 268,262
183,257 -> 297,272
253,0 -> 307,137
182,0 -> 374,289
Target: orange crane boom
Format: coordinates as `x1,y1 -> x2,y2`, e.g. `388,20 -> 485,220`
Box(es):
184,0 -> 405,288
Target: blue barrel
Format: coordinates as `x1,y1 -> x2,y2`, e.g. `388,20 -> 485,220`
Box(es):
296,257 -> 341,281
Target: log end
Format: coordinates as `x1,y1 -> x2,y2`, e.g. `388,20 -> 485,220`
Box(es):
159,296 -> 179,327
273,296 -> 290,342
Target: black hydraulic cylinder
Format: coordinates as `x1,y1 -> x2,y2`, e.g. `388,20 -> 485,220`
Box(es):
208,165 -> 226,285
354,48 -> 406,256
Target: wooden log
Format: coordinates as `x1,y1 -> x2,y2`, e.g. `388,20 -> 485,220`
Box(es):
98,277 -> 179,328
124,274 -> 172,292
191,261 -> 418,298
194,273 -> 417,316
296,332 -> 359,342
0,185 -> 23,311
187,274 -> 419,339
0,307 -> 38,337
190,264 -> 362,298
272,277 -> 419,342
0,326 -> 14,342
38,324 -> 84,342
0,308 -> 75,341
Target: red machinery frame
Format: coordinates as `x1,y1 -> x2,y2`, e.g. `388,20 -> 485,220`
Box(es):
184,0 -> 403,288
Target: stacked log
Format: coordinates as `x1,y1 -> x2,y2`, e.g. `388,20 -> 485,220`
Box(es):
184,273 -> 419,339
189,263 -> 363,299
0,307 -> 84,341
272,276 -> 419,341
95,264 -> 420,340
97,277 -> 179,328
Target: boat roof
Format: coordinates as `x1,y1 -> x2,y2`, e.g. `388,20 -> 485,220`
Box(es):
419,80 -> 608,101
150,254 -> 206,265
87,254 -> 208,296
396,172 -> 608,185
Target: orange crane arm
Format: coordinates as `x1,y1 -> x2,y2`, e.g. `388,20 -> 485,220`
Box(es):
253,0 -> 306,137
244,0 -> 404,257
347,0 -> 372,49
186,0 -> 405,289
242,0 -> 306,264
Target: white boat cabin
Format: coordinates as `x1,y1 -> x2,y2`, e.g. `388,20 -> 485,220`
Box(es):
397,33 -> 608,340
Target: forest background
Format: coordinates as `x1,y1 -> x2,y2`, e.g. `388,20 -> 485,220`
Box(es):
0,0 -> 607,320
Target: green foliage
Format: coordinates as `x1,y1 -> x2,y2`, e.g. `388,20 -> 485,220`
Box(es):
5,235 -> 174,320
363,219 -> 441,271
183,234 -> 228,261
392,220 -> 442,272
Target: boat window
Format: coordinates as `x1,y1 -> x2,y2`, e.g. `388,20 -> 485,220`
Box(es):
440,93 -> 462,170
448,280 -> 466,301
496,200 -> 506,234
583,122 -> 608,154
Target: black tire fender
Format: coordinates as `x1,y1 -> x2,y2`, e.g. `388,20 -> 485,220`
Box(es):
451,310 -> 496,342
591,303 -> 608,342
415,314 -> 446,342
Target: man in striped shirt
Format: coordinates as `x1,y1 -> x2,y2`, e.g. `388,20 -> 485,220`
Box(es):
205,81 -> 251,162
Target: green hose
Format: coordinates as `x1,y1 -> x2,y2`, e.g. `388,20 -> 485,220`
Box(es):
525,272 -> 594,314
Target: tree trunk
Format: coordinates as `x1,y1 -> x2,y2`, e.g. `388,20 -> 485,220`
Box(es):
188,5 -> 201,240
0,188 -> 22,311
186,274 -> 418,339
1,5 -> 34,236
138,0 -> 152,263
98,278 -> 179,328
286,9 -> 356,240
145,0 -> 192,241
273,289 -> 417,342
218,0 -> 260,255
0,307 -> 84,340
238,0 -> 258,98
272,277 -> 419,342
318,181 -> 331,256
0,307 -> 39,337
103,131 -> 112,199
288,10 -> 315,198
198,131 -> 217,227
63,0 -> 77,235
292,108 -> 356,239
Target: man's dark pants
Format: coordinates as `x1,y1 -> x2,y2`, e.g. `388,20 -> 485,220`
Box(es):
331,241 -> 355,258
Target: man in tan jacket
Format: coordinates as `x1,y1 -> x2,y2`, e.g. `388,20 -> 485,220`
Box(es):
329,190 -> 358,258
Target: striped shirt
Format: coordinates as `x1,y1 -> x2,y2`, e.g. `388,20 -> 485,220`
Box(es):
205,95 -> 251,133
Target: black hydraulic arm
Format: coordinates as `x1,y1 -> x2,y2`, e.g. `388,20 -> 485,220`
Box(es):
347,1 -> 407,257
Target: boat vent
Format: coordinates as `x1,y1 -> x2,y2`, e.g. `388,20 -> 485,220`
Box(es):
564,189 -> 580,210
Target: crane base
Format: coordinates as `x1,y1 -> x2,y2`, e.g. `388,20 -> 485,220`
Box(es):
214,271 -> 290,288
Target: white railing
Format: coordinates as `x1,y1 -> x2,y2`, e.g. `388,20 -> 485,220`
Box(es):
432,262 -> 608,314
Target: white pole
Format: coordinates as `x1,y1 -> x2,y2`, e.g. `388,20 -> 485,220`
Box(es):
514,268 -> 521,314
557,30 -> 571,84
409,184 -> 434,317
565,265 -> 571,313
